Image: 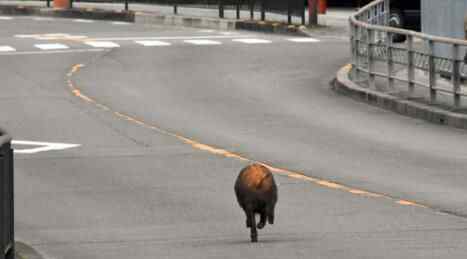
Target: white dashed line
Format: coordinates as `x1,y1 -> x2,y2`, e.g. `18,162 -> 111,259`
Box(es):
84,41 -> 120,48
232,38 -> 272,44
135,40 -> 171,47
73,19 -> 94,23
34,43 -> 70,50
219,32 -> 239,36
111,21 -> 131,25
0,48 -> 106,56
32,17 -> 55,21
198,29 -> 215,33
0,16 -> 12,20
0,46 -> 15,52
184,39 -> 222,45
288,37 -> 321,43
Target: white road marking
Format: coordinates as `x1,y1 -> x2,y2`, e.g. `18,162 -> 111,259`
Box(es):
0,48 -> 106,56
85,41 -> 120,48
32,17 -> 55,21
111,21 -> 131,25
73,19 -> 94,23
184,39 -> 222,45
0,46 -> 16,52
89,35 -> 252,41
198,29 -> 215,33
12,140 -> 81,154
232,38 -> 272,44
15,33 -> 88,40
15,34 -> 40,38
219,31 -> 239,35
135,40 -> 171,46
0,16 -> 13,20
34,43 -> 69,50
287,37 -> 321,43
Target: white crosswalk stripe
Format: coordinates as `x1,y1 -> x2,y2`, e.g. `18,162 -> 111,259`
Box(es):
111,21 -> 131,25
73,19 -> 94,23
84,41 -> 120,48
0,46 -> 16,52
0,16 -> 12,20
135,40 -> 171,47
184,39 -> 222,45
32,17 -> 55,21
34,43 -> 69,50
287,37 -> 320,43
232,38 -> 272,44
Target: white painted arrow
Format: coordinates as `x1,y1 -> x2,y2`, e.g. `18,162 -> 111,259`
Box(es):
11,140 -> 81,154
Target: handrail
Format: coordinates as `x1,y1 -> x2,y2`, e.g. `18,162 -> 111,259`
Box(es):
349,0 -> 467,107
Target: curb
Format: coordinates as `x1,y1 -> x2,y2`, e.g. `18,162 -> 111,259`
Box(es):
135,12 -> 236,30
135,12 -> 309,36
333,65 -> 467,130
0,4 -> 134,22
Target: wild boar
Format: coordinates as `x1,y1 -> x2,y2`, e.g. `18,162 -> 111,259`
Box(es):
234,163 -> 278,242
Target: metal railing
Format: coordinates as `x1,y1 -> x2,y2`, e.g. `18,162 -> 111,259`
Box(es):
350,0 -> 467,107
0,129 -> 14,259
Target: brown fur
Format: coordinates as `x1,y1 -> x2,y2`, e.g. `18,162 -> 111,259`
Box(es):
234,164 -> 278,242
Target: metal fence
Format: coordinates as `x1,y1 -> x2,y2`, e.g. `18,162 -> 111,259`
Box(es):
350,0 -> 467,108
0,130 -> 14,259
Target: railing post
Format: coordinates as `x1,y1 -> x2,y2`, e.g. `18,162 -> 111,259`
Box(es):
174,5 -> 178,15
6,144 -> 13,259
452,44 -> 461,107
428,40 -> 437,103
287,1 -> 292,25
260,0 -> 265,21
0,140 -> 14,259
386,32 -> 394,90
124,0 -> 128,11
383,0 -> 390,25
47,0 -> 50,8
367,28 -> 375,88
250,0 -> 254,20
219,0 -> 224,19
236,2 -> 240,19
301,1 -> 306,25
407,34 -> 415,96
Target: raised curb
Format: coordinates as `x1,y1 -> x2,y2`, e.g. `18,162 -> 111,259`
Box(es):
135,12 -> 236,30
333,65 -> 467,130
135,12 -> 308,36
0,4 -> 134,21
235,20 -> 309,36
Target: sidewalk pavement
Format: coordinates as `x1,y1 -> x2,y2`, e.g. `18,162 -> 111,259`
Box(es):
0,0 -> 352,35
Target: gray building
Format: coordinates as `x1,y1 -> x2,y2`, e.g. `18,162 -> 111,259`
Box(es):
422,0 -> 467,57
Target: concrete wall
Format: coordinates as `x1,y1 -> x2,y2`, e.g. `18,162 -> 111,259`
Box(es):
422,0 -> 467,58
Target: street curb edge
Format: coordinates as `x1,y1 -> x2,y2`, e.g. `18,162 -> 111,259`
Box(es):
333,65 -> 467,130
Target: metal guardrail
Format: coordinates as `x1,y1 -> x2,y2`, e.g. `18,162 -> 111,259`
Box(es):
350,0 -> 467,107
0,129 -> 14,259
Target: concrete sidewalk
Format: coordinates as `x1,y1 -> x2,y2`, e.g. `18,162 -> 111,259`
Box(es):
0,0 -> 352,34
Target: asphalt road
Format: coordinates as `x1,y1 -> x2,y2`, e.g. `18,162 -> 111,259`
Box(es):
2,16 -> 467,259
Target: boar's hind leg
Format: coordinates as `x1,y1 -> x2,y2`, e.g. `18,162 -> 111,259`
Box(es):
248,211 -> 258,242
267,205 -> 275,224
245,211 -> 252,228
257,211 -> 266,229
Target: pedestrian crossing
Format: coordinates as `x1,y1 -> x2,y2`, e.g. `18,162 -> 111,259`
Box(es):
0,36 -> 322,54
